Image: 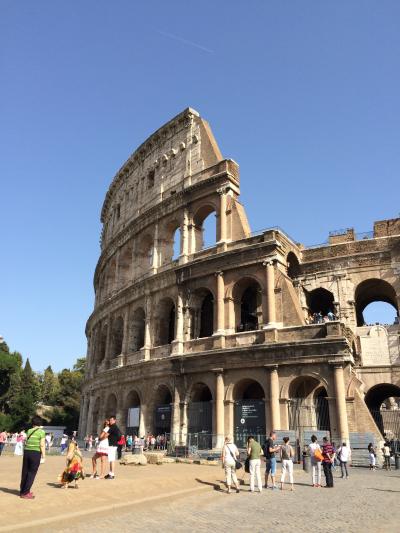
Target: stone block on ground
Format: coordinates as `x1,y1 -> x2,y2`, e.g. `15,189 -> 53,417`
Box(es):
144,452 -> 164,465
120,453 -> 148,466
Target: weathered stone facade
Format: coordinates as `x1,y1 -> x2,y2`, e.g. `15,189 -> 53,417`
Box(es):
79,108 -> 400,449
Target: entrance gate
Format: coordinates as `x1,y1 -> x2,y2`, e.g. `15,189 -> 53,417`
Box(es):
234,399 -> 265,447
288,398 -> 331,458
155,404 -> 171,435
187,401 -> 212,449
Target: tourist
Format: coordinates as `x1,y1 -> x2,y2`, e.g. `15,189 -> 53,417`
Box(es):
308,435 -> 323,487
263,431 -> 280,490
45,433 -> 52,451
382,442 -> 391,470
19,416 -> 45,499
280,436 -> 295,491
117,434 -> 126,459
60,433 -> 68,455
247,436 -> 263,493
0,430 -> 7,455
221,436 -> 240,494
337,442 -> 351,479
103,415 -> 121,479
368,443 -> 377,470
60,440 -> 85,488
321,436 -> 334,488
14,431 -> 26,456
126,434 -> 132,451
91,419 -> 109,479
88,434 -> 93,451
84,435 -> 89,450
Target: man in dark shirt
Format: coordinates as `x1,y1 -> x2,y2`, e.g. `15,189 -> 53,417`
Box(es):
102,416 -> 121,479
322,436 -> 334,487
263,431 -> 280,489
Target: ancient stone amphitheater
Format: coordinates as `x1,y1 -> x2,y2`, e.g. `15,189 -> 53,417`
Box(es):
80,108 -> 400,453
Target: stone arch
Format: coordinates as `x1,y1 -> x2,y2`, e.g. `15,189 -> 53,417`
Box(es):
105,257 -> 117,296
287,375 -> 331,432
118,241 -> 133,287
233,378 -> 266,445
159,219 -> 181,264
355,278 -> 398,326
129,307 -> 145,352
306,287 -> 335,318
137,233 -> 154,275
155,297 -> 176,346
187,382 -> 213,449
125,389 -> 142,436
96,325 -> 108,365
287,251 -> 301,279
189,287 -> 215,339
232,276 -> 263,331
153,384 -> 173,436
105,392 -> 118,418
193,203 -> 217,251
91,397 -> 101,435
110,316 -> 124,358
364,383 -> 400,437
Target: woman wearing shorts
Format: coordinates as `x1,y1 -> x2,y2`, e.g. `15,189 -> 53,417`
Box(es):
91,419 -> 109,479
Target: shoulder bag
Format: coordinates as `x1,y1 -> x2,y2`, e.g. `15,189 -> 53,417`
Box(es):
227,445 -> 242,470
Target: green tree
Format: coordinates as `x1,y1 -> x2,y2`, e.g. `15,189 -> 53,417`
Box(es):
10,358 -> 40,430
38,365 -> 60,405
0,345 -> 22,413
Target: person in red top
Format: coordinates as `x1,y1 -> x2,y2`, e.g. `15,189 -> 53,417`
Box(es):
321,436 -> 334,488
117,434 -> 126,460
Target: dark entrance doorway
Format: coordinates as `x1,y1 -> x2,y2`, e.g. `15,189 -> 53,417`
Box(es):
154,386 -> 172,435
187,383 -> 213,449
234,380 -> 266,447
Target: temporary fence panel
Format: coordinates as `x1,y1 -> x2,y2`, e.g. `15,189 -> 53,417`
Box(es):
155,404 -> 172,434
234,399 -> 265,448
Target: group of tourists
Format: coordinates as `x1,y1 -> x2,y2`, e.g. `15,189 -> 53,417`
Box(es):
221,431 -> 354,494
306,311 -> 337,324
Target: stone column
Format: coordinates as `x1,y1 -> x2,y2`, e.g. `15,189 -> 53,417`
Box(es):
138,404 -> 146,437
180,401 -> 188,445
121,307 -> 130,360
333,364 -> 350,444
105,316 -> 112,365
269,366 -> 281,432
78,395 -> 87,438
180,208 -> 189,263
172,290 -> 184,354
263,260 -> 276,327
215,271 -> 225,335
152,223 -> 159,271
171,384 -> 181,445
214,370 -> 225,448
143,295 -> 151,360
218,188 -> 227,243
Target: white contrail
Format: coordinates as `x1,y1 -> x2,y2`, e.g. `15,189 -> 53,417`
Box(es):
155,29 -> 215,54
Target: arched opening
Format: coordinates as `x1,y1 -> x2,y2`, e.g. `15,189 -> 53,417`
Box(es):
111,316 -> 124,358
105,258 -> 117,295
190,289 -> 214,339
233,278 -> 263,332
193,205 -> 217,252
306,288 -> 335,320
105,393 -> 117,418
129,307 -> 145,352
288,377 -> 331,435
126,390 -> 141,437
233,379 -> 266,446
97,325 -> 108,365
137,233 -> 154,275
156,298 -> 175,346
287,252 -> 301,279
92,397 -> 101,435
355,279 -> 398,326
187,383 -> 213,449
118,241 -> 133,287
154,385 -> 173,437
365,383 -> 400,439
172,227 -> 181,261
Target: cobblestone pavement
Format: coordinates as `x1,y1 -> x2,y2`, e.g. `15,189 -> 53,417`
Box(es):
55,467 -> 400,533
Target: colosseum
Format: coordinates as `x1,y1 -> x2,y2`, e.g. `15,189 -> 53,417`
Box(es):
80,108 -> 400,456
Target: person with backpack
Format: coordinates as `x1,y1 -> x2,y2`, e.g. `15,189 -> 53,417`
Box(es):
102,415 -> 121,479
279,437 -> 295,491
221,436 -> 240,494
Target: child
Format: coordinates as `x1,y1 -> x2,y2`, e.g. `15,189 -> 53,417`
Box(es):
59,441 -> 84,489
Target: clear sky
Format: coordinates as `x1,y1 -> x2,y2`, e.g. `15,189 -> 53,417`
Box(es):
1,1 -> 399,371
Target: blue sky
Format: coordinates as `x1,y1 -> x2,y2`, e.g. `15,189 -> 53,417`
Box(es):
1,1 -> 399,371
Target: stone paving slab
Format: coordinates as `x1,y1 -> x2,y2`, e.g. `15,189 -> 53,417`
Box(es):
1,455 -> 399,533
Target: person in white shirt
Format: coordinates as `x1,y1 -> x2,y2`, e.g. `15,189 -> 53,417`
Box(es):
308,435 -> 322,487
221,436 -> 240,494
337,442 -> 351,478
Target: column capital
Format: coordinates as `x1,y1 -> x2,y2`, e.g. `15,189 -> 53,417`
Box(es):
262,257 -> 277,267
264,364 -> 279,372
212,367 -> 224,375
215,270 -> 224,277
216,185 -> 229,195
